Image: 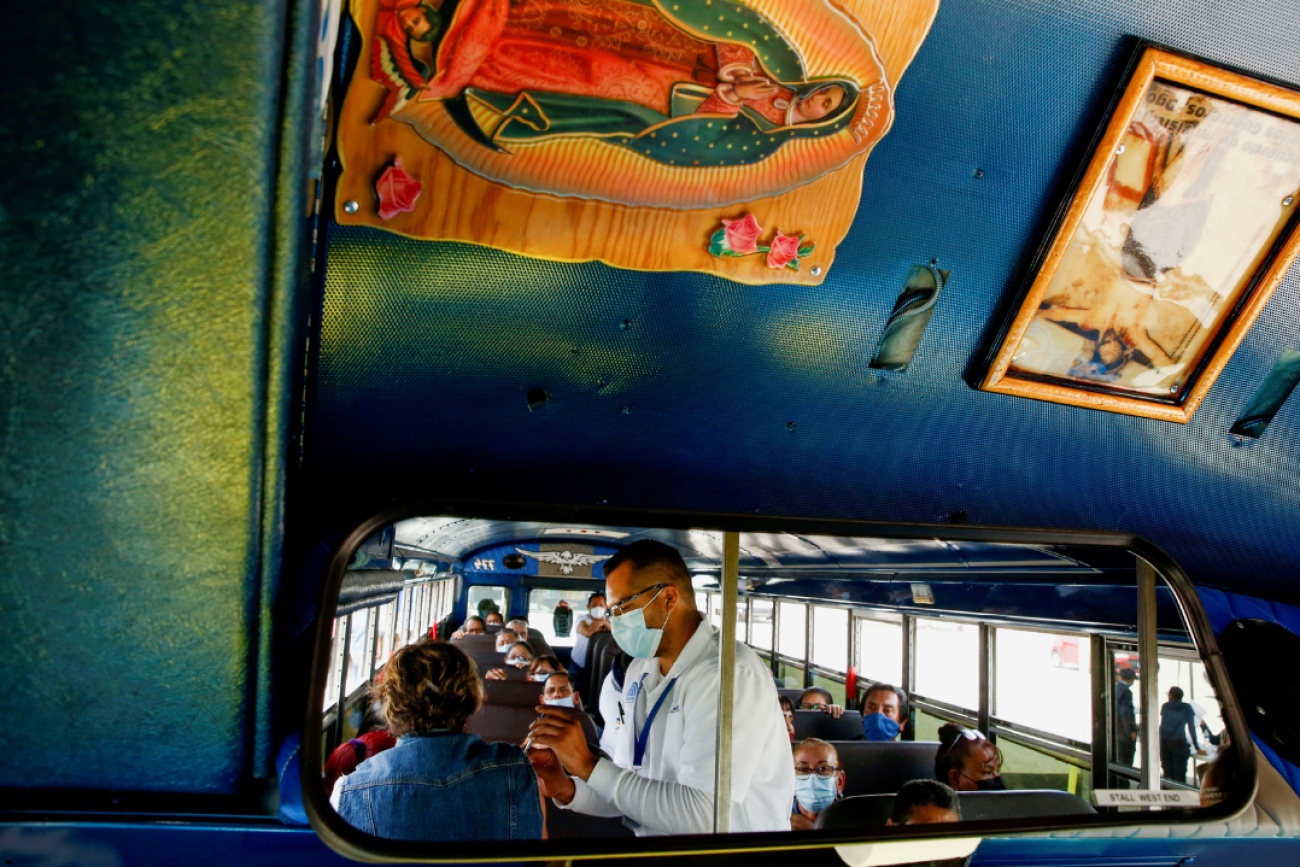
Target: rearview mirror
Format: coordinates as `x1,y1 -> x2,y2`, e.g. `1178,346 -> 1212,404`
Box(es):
304,507 -> 1255,862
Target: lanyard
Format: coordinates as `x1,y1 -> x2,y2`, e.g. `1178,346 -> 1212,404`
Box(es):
633,674 -> 678,768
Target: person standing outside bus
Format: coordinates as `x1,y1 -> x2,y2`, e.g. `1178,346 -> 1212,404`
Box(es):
1115,668 -> 1138,777
526,540 -> 794,835
569,592 -> 610,686
1160,686 -> 1203,784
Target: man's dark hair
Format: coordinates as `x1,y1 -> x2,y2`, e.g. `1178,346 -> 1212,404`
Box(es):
588,592 -> 606,606
891,779 -> 961,825
1119,667 -> 1136,683
464,615 -> 486,630
861,683 -> 910,724
1169,686 -> 1184,701
602,540 -> 692,593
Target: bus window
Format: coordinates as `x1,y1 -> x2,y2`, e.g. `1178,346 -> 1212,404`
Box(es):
914,618 -> 979,710
467,584 -> 508,620
749,597 -> 774,653
322,617 -> 341,711
344,608 -> 372,696
527,587 -> 591,648
855,615 -> 902,687
373,601 -> 396,671
811,606 -> 848,673
994,628 -> 1092,743
777,601 -> 806,687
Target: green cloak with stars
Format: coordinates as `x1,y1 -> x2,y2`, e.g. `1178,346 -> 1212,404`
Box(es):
457,0 -> 861,168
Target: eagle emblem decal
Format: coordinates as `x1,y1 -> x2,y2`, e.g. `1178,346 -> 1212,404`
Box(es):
514,547 -> 612,575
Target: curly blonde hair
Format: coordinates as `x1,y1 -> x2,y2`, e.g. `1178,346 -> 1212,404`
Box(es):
370,641 -> 483,737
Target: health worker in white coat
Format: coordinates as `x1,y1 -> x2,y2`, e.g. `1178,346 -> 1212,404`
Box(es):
527,540 -> 795,835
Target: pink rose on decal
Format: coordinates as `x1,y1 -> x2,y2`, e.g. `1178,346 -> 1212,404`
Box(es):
376,157 -> 422,220
766,230 -> 804,270
709,213 -> 763,257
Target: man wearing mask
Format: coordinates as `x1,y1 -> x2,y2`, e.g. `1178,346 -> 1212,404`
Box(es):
542,672 -> 583,711
935,724 -> 1007,792
860,684 -> 909,742
570,592 -> 611,686
525,540 -> 794,835
494,628 -> 522,653
790,738 -> 844,830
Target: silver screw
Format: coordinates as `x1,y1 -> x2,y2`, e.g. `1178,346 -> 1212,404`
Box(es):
1284,196 -> 1295,207
343,200 -> 359,214
1170,385 -> 1178,393
1116,144 -> 1126,155
811,266 -> 823,277
1257,707 -> 1266,715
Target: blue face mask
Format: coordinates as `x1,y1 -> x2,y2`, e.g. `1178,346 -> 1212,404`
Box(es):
793,773 -> 839,815
861,712 -> 901,742
610,587 -> 670,659
544,695 -> 575,708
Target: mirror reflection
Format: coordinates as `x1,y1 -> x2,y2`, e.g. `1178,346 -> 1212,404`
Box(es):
317,519 -> 1239,843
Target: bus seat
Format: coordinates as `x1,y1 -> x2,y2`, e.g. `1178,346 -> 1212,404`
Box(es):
793,710 -> 864,741
815,789 -> 1095,829
583,632 -> 616,695
525,627 -> 555,659
484,679 -> 545,705
829,741 -> 941,797
545,801 -> 636,838
778,688 -> 807,704
449,634 -> 499,651
467,703 -> 600,746
487,624 -> 503,633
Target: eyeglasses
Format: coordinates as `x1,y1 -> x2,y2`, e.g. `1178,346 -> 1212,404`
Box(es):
794,764 -> 841,778
609,583 -> 669,617
936,727 -> 986,759
800,702 -> 830,711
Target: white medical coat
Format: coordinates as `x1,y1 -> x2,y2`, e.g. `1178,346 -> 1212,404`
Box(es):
561,620 -> 795,835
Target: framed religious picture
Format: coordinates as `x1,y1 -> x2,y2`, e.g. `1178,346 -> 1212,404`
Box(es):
982,44 -> 1300,422
334,0 -> 940,285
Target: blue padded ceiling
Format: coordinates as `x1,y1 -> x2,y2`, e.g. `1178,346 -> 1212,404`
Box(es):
307,0 -> 1300,603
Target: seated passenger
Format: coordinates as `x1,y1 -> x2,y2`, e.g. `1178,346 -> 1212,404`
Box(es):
541,671 -> 583,711
1199,744 -> 1239,807
528,655 -> 564,682
779,696 -> 796,742
485,611 -> 505,628
332,641 -> 544,840
887,779 -> 962,825
324,729 -> 397,795
935,723 -> 1006,792
860,683 -> 909,742
484,640 -> 534,681
799,687 -> 845,719
494,628 -> 523,652
506,618 -> 531,638
450,615 -> 487,639
790,737 -> 845,830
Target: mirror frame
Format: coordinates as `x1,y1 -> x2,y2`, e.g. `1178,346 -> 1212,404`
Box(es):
303,500 -> 1258,862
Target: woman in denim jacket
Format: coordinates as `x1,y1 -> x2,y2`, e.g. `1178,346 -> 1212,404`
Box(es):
333,641 -> 545,840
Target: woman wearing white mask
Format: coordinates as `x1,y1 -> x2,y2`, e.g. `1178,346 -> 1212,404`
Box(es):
527,655 -> 564,683
524,540 -> 794,836
483,641 -> 535,681
789,738 -> 845,830
569,592 -> 610,687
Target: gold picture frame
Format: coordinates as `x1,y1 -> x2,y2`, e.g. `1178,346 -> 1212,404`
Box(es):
982,45 -> 1300,422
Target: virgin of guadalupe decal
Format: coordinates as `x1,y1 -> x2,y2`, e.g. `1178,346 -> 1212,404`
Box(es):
337,0 -> 939,284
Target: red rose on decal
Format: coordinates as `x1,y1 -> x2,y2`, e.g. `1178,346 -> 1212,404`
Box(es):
376,157 -> 421,220
766,230 -> 803,270
720,213 -> 762,255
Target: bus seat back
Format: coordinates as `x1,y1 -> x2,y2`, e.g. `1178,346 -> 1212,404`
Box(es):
483,679 -> 545,705
467,702 -> 599,746
815,789 -> 1096,829
830,740 -> 941,797
793,710 -> 865,741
